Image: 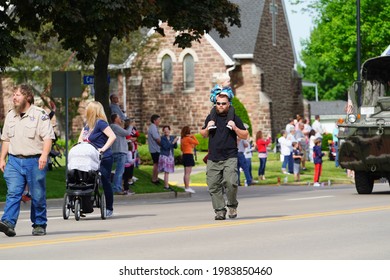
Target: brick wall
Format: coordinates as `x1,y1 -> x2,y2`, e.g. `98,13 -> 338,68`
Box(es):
254,0 -> 304,137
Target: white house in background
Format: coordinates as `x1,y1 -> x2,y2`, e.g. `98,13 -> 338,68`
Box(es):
309,100 -> 347,134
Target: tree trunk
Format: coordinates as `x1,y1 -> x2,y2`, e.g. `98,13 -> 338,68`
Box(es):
93,33 -> 113,119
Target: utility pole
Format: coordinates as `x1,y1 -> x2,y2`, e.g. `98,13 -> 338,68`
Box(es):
356,0 -> 361,106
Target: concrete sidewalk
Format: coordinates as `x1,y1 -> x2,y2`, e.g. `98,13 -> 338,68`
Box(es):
158,166 -> 207,187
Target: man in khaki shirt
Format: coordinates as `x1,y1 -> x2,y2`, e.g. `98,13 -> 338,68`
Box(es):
0,84 -> 55,237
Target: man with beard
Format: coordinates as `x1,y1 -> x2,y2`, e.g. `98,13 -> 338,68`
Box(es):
0,84 -> 55,237
200,94 -> 248,220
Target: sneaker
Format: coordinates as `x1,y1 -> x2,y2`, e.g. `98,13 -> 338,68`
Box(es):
132,176 -> 139,182
32,226 -> 46,236
244,180 -> 248,187
0,221 -> 16,237
114,191 -> 126,195
106,210 -> 113,217
214,210 -> 226,220
185,187 -> 195,194
124,190 -> 135,195
228,207 -> 237,219
313,182 -> 321,187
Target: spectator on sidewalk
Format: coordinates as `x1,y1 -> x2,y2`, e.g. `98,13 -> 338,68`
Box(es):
312,115 -> 325,137
278,130 -> 293,174
147,114 -> 161,184
180,126 -> 199,194
244,136 -> 256,183
109,94 -> 126,121
237,137 -> 252,186
313,138 -> 326,187
256,130 -> 271,180
123,140 -> 135,195
292,142 -> 303,182
295,122 -> 308,171
110,113 -> 130,195
158,125 -> 179,191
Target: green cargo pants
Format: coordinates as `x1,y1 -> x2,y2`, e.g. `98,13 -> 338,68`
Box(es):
207,157 -> 238,212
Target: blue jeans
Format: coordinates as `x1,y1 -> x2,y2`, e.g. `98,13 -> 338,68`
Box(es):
258,157 -> 267,176
282,153 -> 294,174
237,152 -> 252,185
100,156 -> 114,211
112,153 -> 127,193
1,155 -> 48,228
245,158 -> 253,180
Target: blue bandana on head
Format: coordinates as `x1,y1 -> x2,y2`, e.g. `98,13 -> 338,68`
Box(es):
210,85 -> 234,103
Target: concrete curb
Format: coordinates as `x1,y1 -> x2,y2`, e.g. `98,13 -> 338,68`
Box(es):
0,191 -> 192,209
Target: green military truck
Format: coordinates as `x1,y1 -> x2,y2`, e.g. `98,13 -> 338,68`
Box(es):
338,55 -> 390,194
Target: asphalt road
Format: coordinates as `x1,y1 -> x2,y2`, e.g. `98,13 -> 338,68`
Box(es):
1,181 -> 390,262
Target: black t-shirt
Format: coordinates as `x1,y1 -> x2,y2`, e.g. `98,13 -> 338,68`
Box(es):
293,149 -> 302,164
203,113 -> 246,161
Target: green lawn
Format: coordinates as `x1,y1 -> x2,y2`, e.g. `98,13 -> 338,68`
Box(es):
187,151 -> 352,186
0,150 -> 352,202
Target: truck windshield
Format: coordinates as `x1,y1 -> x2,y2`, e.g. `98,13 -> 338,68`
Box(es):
361,80 -> 389,107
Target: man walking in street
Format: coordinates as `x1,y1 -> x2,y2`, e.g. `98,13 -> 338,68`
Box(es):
0,84 -> 55,237
200,94 -> 248,220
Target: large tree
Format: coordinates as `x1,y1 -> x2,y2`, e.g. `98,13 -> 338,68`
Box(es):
1,0 -> 241,114
296,0 -> 390,100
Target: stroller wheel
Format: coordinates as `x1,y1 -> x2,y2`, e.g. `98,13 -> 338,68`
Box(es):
100,193 -> 106,220
62,193 -> 70,220
74,198 -> 81,221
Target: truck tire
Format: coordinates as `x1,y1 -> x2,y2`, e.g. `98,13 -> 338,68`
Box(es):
355,171 -> 374,194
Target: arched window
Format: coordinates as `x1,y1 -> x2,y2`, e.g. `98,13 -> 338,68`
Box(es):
162,55 -> 173,91
183,54 -> 195,90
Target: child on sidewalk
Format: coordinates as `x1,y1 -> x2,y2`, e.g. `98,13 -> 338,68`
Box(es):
208,73 -> 235,130
292,141 -> 302,182
313,138 -> 325,187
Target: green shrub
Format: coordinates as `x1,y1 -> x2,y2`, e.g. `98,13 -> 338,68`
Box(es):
137,144 -> 182,165
137,132 -> 146,145
195,133 -> 208,151
232,97 -> 252,135
321,133 -> 333,151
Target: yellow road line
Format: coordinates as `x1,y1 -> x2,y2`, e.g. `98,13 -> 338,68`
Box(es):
1,205 -> 390,250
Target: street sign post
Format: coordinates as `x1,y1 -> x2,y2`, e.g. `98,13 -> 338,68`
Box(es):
51,71 -> 82,169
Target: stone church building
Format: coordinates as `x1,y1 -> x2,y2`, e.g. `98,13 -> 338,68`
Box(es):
114,0 -> 304,138
0,0 -> 305,140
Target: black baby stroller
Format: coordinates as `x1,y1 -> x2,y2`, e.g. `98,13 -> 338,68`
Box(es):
62,142 -> 107,221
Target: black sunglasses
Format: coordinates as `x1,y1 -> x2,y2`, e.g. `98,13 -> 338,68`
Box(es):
216,102 -> 227,106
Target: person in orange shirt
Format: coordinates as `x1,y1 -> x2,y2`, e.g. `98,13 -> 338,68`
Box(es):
180,126 -> 199,193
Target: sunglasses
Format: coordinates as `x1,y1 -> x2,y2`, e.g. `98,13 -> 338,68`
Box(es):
216,102 -> 227,106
